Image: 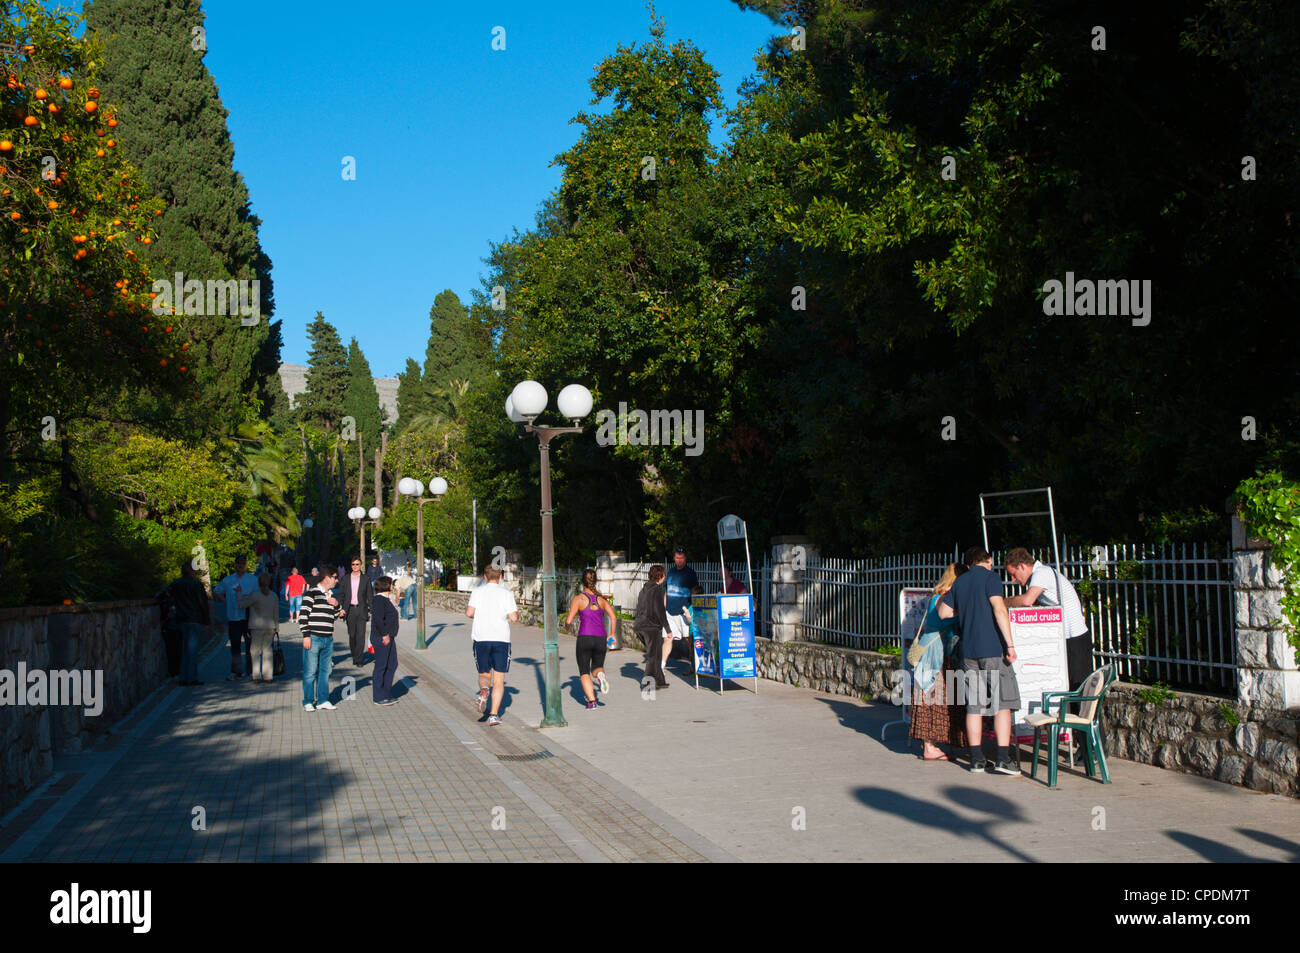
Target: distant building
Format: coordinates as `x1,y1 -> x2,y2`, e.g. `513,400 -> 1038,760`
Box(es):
279,363 -> 398,426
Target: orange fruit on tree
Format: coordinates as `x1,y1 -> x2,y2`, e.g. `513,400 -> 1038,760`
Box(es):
8,211 -> 19,220
96,148 -> 105,157
47,200 -> 57,209
61,133 -> 72,143
107,118 -> 117,127
88,87 -> 100,99
106,139 -> 114,147
34,88 -> 47,99
58,76 -> 73,89
47,103 -> 59,114
84,101 -> 97,113
0,141 -> 11,151
23,115 -> 38,126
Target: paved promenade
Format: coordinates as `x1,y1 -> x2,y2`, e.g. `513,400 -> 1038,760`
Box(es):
2,602 -> 1296,863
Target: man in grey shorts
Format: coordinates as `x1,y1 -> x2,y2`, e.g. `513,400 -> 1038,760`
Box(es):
938,546 -> 1021,775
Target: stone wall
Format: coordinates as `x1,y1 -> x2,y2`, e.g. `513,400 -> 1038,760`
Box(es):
0,600 -> 165,815
1103,684 -> 1298,796
755,637 -> 899,701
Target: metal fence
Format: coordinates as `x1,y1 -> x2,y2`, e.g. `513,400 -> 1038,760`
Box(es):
799,551 -> 962,652
793,542 -> 1235,696
1059,541 -> 1235,697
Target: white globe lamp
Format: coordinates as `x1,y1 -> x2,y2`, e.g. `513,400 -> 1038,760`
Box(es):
556,384 -> 593,423
510,380 -> 547,419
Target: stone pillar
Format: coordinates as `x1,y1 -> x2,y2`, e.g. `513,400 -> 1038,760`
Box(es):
595,550 -> 624,599
1233,517 -> 1300,709
770,535 -> 816,643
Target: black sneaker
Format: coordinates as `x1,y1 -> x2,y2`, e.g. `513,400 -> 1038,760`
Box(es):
970,759 -> 987,774
993,760 -> 1021,776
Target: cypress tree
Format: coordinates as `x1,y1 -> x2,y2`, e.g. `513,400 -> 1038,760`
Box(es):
394,358 -> 424,435
343,339 -> 385,447
85,0 -> 276,431
421,290 -> 490,418
298,313 -> 349,431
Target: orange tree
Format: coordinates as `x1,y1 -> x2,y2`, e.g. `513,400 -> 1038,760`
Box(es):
0,1 -> 184,484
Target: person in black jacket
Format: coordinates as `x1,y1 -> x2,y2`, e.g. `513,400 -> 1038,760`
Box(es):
370,576 -> 401,705
634,564 -> 672,691
338,557 -> 374,666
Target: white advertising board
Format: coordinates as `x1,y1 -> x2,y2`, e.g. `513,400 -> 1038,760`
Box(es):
1008,605 -> 1069,742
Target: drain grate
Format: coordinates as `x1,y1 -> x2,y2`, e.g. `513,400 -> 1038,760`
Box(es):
496,751 -> 555,762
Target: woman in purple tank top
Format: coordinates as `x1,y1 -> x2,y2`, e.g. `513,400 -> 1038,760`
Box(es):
564,569 -> 618,709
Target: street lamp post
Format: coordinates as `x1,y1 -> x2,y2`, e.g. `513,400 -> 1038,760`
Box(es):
348,505 -> 383,566
397,477 -> 448,650
506,380 -> 593,729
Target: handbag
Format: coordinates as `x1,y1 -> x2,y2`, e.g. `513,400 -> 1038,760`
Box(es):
272,628 -> 286,677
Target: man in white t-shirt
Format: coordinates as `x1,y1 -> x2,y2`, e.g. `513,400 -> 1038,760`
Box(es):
1004,547 -> 1092,689
465,565 -> 519,727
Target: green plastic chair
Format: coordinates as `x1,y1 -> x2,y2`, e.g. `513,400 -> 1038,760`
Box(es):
1025,664 -> 1116,788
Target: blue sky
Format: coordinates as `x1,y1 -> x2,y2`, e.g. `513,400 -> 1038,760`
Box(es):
188,0 -> 781,375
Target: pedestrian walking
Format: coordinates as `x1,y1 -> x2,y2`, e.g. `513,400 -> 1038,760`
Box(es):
300,568 -> 340,711
339,557 -> 373,666
213,555 -> 256,679
938,547 -> 1021,775
237,573 -> 280,684
663,546 -> 698,672
168,560 -> 212,686
465,565 -> 519,727
565,569 -> 619,710
370,576 -> 401,705
284,566 -> 307,622
366,556 -> 383,583
634,564 -> 671,690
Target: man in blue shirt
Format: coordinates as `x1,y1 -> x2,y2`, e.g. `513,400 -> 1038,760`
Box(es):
213,555 -> 256,680
662,546 -> 698,671
939,546 -> 1020,776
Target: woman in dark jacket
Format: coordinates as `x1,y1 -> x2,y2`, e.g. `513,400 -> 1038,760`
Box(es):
370,576 -> 401,705
634,565 -> 671,690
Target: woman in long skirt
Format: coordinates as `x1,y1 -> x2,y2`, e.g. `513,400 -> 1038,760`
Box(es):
909,563 -> 969,760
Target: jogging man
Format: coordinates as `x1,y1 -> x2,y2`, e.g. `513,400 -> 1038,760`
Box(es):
300,568 -> 340,711
466,565 -> 519,727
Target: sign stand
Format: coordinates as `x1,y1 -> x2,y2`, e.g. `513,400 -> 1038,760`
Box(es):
691,515 -> 759,694
881,587 -> 934,741
978,487 -> 1072,756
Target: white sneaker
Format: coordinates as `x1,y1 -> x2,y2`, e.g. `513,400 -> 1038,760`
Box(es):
316,700 -> 336,710
303,703 -> 315,712
597,673 -> 609,694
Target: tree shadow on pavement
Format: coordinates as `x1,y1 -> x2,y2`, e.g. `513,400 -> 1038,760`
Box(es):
853,784 -> 1035,862
1235,828 -> 1300,861
1165,830 -> 1274,862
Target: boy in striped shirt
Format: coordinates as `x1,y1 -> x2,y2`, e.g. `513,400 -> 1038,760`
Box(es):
300,569 -> 340,711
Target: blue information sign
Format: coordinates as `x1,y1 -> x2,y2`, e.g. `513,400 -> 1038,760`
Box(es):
689,594 -> 718,677
717,594 -> 756,678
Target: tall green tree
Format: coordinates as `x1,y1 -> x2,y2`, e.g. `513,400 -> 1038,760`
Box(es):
297,313 -> 349,431
393,358 -> 423,436
421,290 -> 490,419
85,0 -> 277,434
